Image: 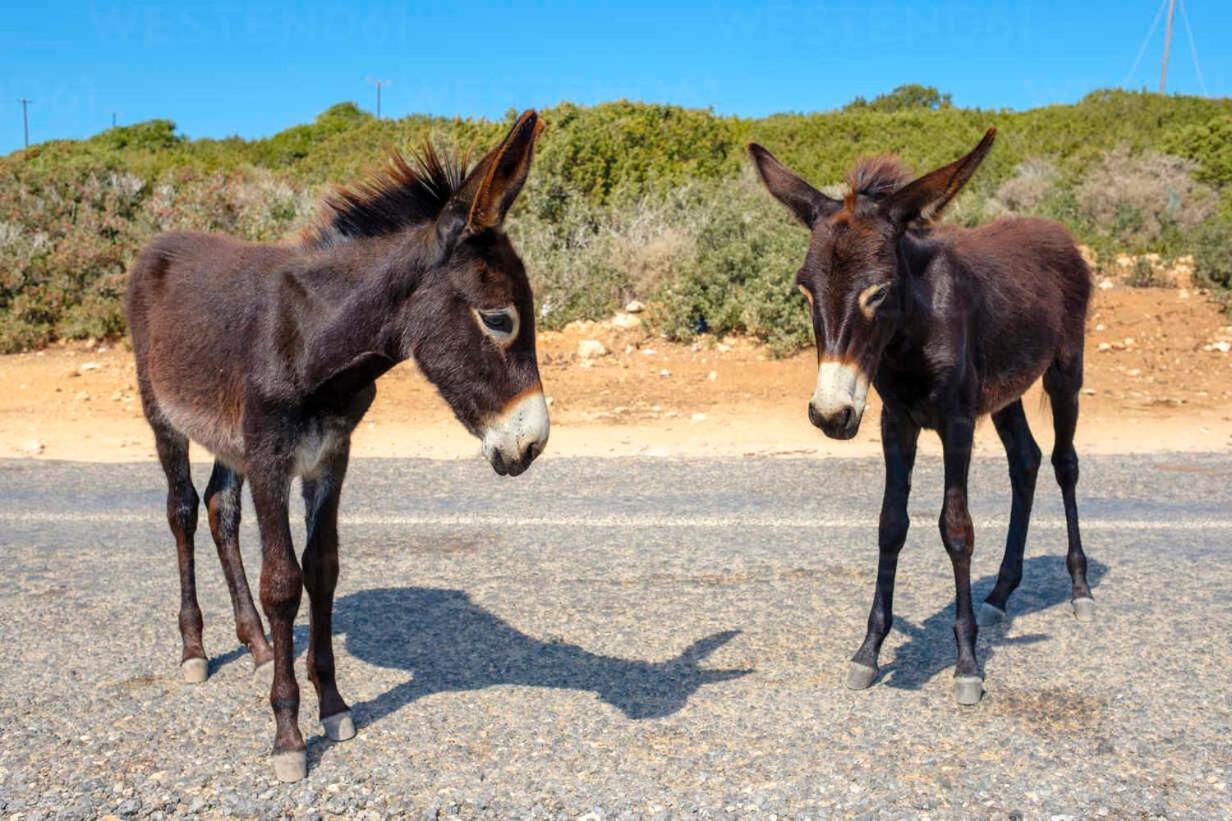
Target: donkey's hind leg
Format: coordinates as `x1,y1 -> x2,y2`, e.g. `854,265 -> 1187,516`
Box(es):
204,461 -> 274,683
981,399 -> 1041,624
1044,357 -> 1094,621
301,444 -> 355,742
152,424 -> 206,682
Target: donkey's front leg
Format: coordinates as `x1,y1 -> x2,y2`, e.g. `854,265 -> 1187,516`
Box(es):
248,456 -> 307,782
939,415 -> 982,705
848,406 -> 919,689
301,443 -> 355,743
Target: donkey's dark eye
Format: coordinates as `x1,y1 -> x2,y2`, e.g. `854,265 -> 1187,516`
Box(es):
481,311 -> 513,334
474,306 -> 519,344
858,283 -> 891,318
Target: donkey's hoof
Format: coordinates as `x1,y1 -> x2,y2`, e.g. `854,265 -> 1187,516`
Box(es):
252,660 -> 274,689
1072,597 -> 1096,622
180,658 -> 208,684
271,750 -> 308,782
978,602 -> 1007,627
954,675 -> 984,705
321,710 -> 356,742
845,662 -> 879,690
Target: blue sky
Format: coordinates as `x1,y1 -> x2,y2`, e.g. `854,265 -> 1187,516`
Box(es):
2,0 -> 1230,155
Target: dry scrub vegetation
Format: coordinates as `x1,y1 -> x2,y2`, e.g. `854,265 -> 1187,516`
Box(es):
2,86 -> 1232,354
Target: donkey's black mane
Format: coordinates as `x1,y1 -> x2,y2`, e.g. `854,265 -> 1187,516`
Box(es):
844,155 -> 914,208
306,145 -> 470,249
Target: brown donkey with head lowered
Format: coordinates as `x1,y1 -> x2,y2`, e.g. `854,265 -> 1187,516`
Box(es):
127,111 -> 549,780
750,129 -> 1093,705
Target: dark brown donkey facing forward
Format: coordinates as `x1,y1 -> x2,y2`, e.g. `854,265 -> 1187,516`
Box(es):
750,129 -> 1093,705
127,112 -> 550,781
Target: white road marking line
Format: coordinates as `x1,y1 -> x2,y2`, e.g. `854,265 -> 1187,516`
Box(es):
1,510 -> 1231,531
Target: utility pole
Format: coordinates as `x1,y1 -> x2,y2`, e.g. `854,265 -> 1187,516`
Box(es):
367,78 -> 391,120
18,97 -> 31,148
1159,0 -> 1177,93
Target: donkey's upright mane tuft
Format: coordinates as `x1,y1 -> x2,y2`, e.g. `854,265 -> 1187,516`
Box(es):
844,155 -> 915,210
305,145 -> 470,249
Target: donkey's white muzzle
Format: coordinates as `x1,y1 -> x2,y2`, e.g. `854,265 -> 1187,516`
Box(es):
481,390 -> 550,476
808,360 -> 870,440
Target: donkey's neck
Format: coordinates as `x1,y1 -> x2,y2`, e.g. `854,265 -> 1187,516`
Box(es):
287,234 -> 431,397
888,230 -> 942,351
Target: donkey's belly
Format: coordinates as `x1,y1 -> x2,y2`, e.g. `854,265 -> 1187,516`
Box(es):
153,402 -> 360,479
882,350 -> 1054,427
156,393 -> 247,468
977,353 -> 1053,416
154,395 -> 353,477
146,351 -> 247,466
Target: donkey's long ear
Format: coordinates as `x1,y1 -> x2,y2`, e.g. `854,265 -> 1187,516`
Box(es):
882,128 -> 996,229
438,110 -> 544,248
748,143 -> 840,228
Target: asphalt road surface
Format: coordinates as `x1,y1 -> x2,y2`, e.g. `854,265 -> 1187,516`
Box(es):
1,454 -> 1230,818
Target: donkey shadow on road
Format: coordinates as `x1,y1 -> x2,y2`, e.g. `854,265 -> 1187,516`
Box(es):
326,587 -> 751,730
879,554 -> 1108,690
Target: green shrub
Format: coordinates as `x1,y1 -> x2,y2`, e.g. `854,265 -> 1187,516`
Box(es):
513,174 -> 810,351
1191,213 -> 1232,290
845,84 -> 953,113
96,120 -> 183,153
1164,116 -> 1232,187
247,102 -> 376,168
653,174 -> 810,353
528,101 -> 740,204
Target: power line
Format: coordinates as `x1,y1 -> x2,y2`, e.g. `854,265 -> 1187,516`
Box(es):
1159,0 -> 1177,93
1178,0 -> 1208,96
1124,0 -> 1169,88
366,78 -> 391,120
18,97 -> 32,148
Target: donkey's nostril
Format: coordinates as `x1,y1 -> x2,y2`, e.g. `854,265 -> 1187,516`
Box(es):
526,440 -> 543,462
808,402 -> 824,429
809,400 -> 859,439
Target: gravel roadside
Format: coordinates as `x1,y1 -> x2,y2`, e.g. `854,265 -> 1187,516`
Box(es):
1,454 -> 1229,817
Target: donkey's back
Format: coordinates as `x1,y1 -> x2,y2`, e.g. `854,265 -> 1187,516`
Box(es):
930,216 -> 1091,415
941,215 -> 1090,322
127,231 -> 296,334
126,231 -> 298,465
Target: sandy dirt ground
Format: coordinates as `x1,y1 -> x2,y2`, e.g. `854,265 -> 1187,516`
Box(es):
1,285 -> 1230,464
